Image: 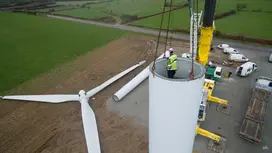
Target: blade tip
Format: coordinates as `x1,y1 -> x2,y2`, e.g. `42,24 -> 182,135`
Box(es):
139,60 -> 146,65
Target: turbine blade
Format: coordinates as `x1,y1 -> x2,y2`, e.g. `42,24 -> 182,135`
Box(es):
1,95 -> 79,103
86,60 -> 146,98
80,98 -> 101,153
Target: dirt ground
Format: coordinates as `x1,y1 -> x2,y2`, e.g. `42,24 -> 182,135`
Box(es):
0,35 -> 153,153
209,45 -> 245,68
0,35 -> 185,153
0,34 -> 233,153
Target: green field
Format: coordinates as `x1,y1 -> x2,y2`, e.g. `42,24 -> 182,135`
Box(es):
131,0 -> 272,39
131,0 -> 205,30
0,12 -> 126,93
56,0 -> 95,5
57,8 -> 109,19
216,12 -> 272,39
59,0 -> 172,18
38,6 -> 75,12
132,8 -> 191,29
86,0 -> 165,16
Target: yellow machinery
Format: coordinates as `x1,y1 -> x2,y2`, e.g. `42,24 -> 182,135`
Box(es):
203,79 -> 228,105
195,80 -> 226,145
198,80 -> 229,122
197,0 -> 216,66
191,0 -> 227,150
196,126 -> 220,142
193,0 -> 228,106
198,25 -> 215,66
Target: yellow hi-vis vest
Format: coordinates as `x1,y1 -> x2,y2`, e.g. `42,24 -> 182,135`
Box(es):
167,54 -> 177,70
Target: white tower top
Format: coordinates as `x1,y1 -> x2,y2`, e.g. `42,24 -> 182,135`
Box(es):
149,58 -> 205,153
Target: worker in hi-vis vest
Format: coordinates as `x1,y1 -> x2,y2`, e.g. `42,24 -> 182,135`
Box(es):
164,48 -> 172,59
167,49 -> 177,78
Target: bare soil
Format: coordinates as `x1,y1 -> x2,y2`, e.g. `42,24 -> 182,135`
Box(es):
0,35 -> 180,153
0,35 -> 218,153
209,46 -> 244,68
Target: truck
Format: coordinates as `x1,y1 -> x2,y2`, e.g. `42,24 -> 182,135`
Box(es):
239,76 -> 272,143
205,65 -> 222,81
198,79 -> 228,121
198,89 -> 208,121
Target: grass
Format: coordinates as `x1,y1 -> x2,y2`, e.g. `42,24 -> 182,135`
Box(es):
132,9 -> 191,29
216,12 -> 272,39
214,0 -> 272,13
53,0 -> 184,19
56,1 -> 95,5
86,0 -> 167,16
38,6 -> 75,12
131,0 -> 272,39
57,8 -> 109,19
215,0 -> 272,39
51,0 -> 168,20
0,12 -> 126,93
132,0 -> 205,29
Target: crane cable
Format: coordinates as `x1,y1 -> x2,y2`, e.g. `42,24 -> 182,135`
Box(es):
164,0 -> 173,54
169,0 -> 174,47
151,0 -> 168,75
215,0 -> 221,15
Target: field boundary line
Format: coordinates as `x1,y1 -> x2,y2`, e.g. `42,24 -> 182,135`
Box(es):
47,15 -> 272,51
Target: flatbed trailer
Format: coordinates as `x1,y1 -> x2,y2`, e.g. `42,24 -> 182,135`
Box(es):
245,89 -> 269,123
239,76 -> 272,143
240,118 -> 264,143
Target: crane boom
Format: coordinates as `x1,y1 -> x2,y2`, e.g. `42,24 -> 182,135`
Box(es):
197,0 -> 216,66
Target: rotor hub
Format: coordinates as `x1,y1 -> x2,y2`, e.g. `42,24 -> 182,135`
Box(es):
79,90 -> 86,98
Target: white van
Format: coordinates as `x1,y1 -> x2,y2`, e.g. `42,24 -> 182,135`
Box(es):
269,53 -> 272,62
236,62 -> 257,76
228,54 -> 249,62
223,47 -> 239,54
182,53 -> 192,59
217,44 -> 229,49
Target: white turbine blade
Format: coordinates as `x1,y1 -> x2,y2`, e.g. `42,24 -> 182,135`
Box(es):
1,95 -> 79,103
86,60 -> 146,98
80,98 -> 101,153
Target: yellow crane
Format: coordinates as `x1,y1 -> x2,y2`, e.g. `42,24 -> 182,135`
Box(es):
192,0 -> 227,149
197,0 -> 216,66
159,0 -> 227,149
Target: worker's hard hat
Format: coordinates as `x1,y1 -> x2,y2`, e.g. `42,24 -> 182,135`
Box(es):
169,48 -> 174,53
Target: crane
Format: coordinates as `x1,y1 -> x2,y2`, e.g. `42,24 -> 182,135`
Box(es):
196,0 -> 231,114
197,0 -> 216,66
187,0 -> 227,151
